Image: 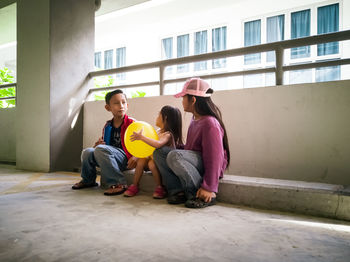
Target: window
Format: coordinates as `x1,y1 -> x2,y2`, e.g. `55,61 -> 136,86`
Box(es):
212,26 -> 227,68
316,65 -> 340,82
317,3 -> 339,56
177,34 -> 189,73
266,15 -> 284,62
162,37 -> 173,60
243,2 -> 341,86
94,52 -> 101,69
116,47 -> 126,80
194,30 -> 208,71
291,9 -> 311,59
162,37 -> 173,74
244,20 -> 261,65
104,49 -> 113,69
289,69 -> 312,84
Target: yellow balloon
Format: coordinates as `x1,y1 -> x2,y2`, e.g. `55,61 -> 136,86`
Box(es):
124,121 -> 159,158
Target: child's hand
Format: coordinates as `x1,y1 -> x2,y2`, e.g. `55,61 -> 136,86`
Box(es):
196,187 -> 216,203
130,129 -> 143,142
94,137 -> 105,147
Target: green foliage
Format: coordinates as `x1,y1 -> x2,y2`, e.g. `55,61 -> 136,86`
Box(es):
0,67 -> 15,108
131,90 -> 146,98
93,75 -> 115,101
92,74 -> 147,101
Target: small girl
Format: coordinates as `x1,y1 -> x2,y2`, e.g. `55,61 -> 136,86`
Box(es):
123,105 -> 183,198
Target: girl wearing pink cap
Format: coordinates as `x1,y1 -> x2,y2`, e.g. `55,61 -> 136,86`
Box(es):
153,78 -> 230,208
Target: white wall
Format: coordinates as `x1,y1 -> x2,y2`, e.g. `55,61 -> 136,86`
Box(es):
84,79 -> 350,185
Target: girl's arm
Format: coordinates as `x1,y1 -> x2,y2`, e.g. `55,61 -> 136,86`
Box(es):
130,129 -> 171,148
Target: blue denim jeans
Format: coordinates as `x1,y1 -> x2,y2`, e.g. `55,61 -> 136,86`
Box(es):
153,147 -> 204,199
80,145 -> 128,187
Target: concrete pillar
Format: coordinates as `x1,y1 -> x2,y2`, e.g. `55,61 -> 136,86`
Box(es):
16,0 -> 95,172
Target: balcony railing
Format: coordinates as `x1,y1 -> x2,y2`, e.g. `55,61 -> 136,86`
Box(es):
1,30 -> 350,104
88,30 -> 350,96
0,83 -> 16,101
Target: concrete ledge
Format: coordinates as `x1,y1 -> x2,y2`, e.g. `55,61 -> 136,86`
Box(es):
217,175 -> 350,221
121,171 -> 350,221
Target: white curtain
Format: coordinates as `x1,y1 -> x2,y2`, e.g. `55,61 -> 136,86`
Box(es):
244,20 -> 261,65
94,52 -> 101,69
116,47 -> 126,80
194,30 -> 207,71
212,26 -> 227,68
177,34 -> 189,73
291,9 -> 310,59
104,49 -> 113,69
317,3 -> 339,56
266,15 -> 284,62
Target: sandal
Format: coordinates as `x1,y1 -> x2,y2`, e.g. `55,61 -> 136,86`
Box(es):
104,184 -> 128,196
153,185 -> 167,199
167,192 -> 186,204
72,181 -> 98,190
124,184 -> 139,197
185,198 -> 216,208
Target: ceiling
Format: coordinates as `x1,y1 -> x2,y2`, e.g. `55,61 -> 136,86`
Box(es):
0,0 -> 151,45
0,0 -> 150,15
96,0 -> 151,16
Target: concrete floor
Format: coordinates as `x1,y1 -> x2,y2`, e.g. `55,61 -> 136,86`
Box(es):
0,164 -> 350,262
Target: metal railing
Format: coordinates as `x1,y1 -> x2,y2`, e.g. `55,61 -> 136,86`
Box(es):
1,30 -> 350,102
0,83 -> 16,101
88,29 -> 350,95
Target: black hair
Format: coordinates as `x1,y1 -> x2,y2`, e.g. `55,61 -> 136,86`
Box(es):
105,89 -> 127,104
160,105 -> 183,147
186,88 -> 230,167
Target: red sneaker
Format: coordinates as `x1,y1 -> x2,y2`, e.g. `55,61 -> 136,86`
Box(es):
124,184 -> 139,197
153,185 -> 167,199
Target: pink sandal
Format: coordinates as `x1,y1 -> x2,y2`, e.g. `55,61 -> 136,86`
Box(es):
124,184 -> 139,197
153,185 -> 167,199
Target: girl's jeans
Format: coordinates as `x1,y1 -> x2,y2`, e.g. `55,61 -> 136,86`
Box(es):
153,147 -> 204,200
80,145 -> 128,187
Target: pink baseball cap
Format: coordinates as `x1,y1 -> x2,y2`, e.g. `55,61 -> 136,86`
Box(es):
174,78 -> 211,98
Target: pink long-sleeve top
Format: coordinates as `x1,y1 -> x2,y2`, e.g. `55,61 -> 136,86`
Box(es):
184,116 -> 228,192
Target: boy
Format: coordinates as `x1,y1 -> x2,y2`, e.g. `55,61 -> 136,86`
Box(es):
72,89 -> 137,195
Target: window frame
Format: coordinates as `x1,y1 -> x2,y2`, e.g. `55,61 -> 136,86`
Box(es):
160,24 -> 228,77
241,0 -> 342,85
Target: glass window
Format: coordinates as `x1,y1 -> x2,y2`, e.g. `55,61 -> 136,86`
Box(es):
94,52 -> 101,69
116,47 -> 126,80
104,49 -> 113,69
177,34 -> 189,73
316,65 -> 340,82
317,3 -> 339,56
162,37 -> 173,59
291,9 -> 310,59
266,15 -> 284,62
162,37 -> 173,74
289,69 -> 312,84
212,26 -> 227,68
194,30 -> 208,71
243,74 -> 263,88
244,20 -> 261,65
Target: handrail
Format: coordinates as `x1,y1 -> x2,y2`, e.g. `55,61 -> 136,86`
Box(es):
89,30 -> 350,95
0,83 -> 16,102
1,30 -> 350,103
0,83 -> 16,89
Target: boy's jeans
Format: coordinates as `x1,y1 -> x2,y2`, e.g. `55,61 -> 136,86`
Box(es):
81,145 -> 128,187
153,147 -> 204,199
